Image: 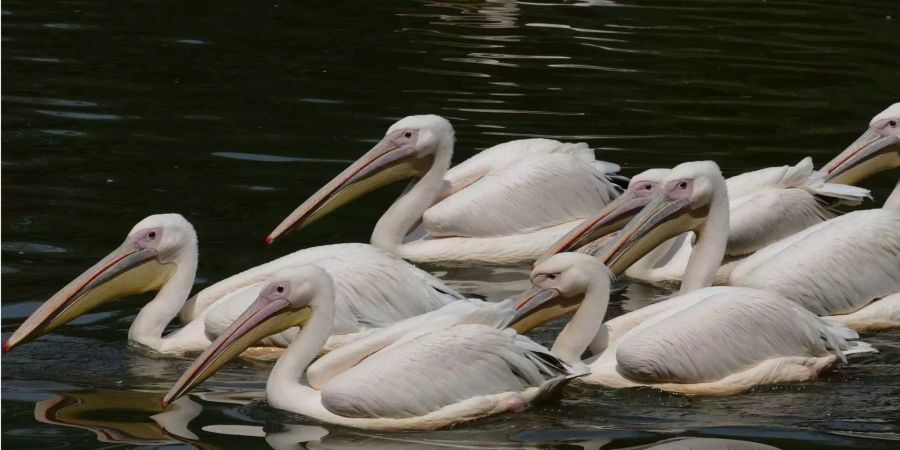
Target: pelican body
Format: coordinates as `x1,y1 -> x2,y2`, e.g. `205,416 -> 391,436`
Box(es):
519,164 -> 876,395
4,214 -> 463,355
542,102 -> 900,285
163,256 -> 611,430
545,158 -> 870,287
266,115 -> 623,265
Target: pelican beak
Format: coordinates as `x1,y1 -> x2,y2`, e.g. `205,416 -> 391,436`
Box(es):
534,190 -> 651,266
161,295 -> 312,407
821,127 -> 900,185
3,245 -> 172,352
266,130 -> 428,244
599,194 -> 703,275
509,285 -> 577,334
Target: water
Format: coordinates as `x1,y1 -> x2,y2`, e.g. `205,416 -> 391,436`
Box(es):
2,0 -> 898,448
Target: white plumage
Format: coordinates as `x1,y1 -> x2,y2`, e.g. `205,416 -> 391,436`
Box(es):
267,115 -> 623,265
166,266 -> 589,430
319,324 -> 570,419
729,209 -> 900,317
198,244 -> 462,349
612,288 -> 865,384
626,158 -> 870,284
544,163 -> 879,394
4,214 -> 463,356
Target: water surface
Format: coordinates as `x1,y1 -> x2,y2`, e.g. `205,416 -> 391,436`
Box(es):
3,0 -> 899,448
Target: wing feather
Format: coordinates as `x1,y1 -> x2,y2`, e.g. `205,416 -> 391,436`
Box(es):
730,210 -> 900,316
725,158 -> 870,255
307,299 -> 515,388
200,246 -> 463,348
320,324 -> 580,419
615,288 -> 868,384
424,152 -> 620,238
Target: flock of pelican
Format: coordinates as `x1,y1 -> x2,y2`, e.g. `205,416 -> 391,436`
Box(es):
6,103 -> 899,431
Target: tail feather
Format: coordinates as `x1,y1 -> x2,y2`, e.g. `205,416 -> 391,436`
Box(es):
819,318 -> 876,362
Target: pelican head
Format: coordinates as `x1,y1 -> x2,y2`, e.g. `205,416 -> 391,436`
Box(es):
822,103 -> 900,184
3,214 -> 195,352
266,115 -> 454,244
162,265 -> 332,407
510,252 -> 609,333
601,161 -> 724,274
534,168 -> 671,266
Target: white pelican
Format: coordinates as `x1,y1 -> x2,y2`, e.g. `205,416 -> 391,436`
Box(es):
820,102 -> 900,184
265,115 -> 622,265
161,255 -> 612,430
518,167 -> 876,395
594,162 -> 900,331
3,214 -> 463,354
542,158 -> 870,286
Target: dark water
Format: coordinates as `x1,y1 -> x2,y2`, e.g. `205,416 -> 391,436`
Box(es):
3,0 -> 899,448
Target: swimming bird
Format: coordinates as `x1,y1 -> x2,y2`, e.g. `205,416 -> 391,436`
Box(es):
161,255 -> 610,430
820,102 -> 900,185
596,162 -> 900,331
541,158 -> 869,286
265,115 -> 622,265
3,214 -> 463,354
518,166 -> 876,395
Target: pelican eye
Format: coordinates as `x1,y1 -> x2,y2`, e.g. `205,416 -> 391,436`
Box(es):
547,274 -> 557,280
276,286 -> 285,293
148,231 -> 157,239
404,131 -> 412,138
644,184 -> 652,190
889,120 -> 897,128
679,181 -> 688,189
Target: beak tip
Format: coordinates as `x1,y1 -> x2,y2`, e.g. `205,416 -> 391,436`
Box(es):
264,235 -> 274,246
160,397 -> 170,409
2,340 -> 11,353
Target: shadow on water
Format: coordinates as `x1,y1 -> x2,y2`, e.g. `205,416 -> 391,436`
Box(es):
2,0 -> 899,448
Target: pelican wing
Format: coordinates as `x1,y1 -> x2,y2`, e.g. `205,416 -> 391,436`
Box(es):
600,287 -> 731,352
420,139 -> 621,238
730,209 -> 900,316
319,324 -> 580,419
307,299 -> 515,388
725,158 -> 870,255
615,288 -> 868,384
182,244 -> 461,326
443,138 -> 619,195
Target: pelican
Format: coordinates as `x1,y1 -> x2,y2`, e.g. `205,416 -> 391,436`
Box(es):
542,157 -> 870,286
162,254 -> 611,430
820,102 -> 900,184
518,166 -> 876,395
592,162 -> 899,331
265,115 -> 622,265
3,214 -> 463,354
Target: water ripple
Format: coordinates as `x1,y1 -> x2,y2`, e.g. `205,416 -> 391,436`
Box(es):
211,152 -> 352,164
35,110 -> 122,121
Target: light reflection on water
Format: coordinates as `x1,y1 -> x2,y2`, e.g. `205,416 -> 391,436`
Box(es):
2,0 -> 898,448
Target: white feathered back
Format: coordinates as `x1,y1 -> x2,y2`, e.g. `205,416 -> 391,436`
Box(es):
730,209 -> 900,316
